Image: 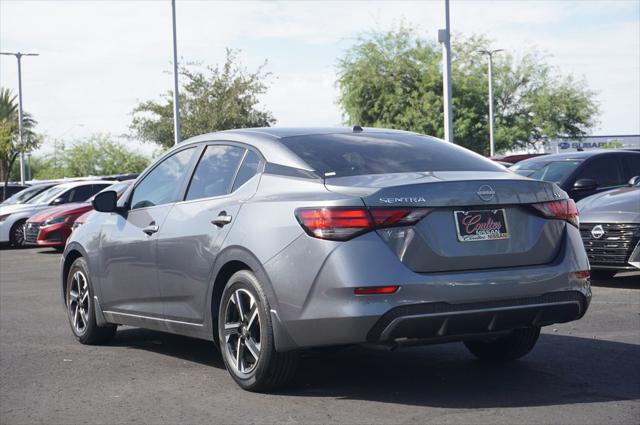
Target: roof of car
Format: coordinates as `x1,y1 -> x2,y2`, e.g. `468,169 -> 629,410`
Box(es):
520,149 -> 639,162
179,127 -> 422,171
52,180 -> 116,189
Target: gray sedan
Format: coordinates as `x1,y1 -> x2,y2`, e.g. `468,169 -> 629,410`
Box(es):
577,176 -> 640,279
61,127 -> 591,391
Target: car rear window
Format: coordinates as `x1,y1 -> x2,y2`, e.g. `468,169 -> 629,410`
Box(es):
279,133 -> 502,178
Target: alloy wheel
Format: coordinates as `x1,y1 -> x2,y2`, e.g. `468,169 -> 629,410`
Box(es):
11,223 -> 25,246
224,288 -> 261,374
68,270 -> 90,335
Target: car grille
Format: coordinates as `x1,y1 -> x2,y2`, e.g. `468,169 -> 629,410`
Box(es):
24,222 -> 42,244
580,223 -> 640,267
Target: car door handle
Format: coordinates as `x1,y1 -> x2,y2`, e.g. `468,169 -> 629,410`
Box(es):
211,213 -> 232,228
142,224 -> 159,235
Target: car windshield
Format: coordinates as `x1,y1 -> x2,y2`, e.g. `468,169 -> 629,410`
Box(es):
26,185 -> 67,205
1,184 -> 53,205
511,160 -> 582,184
280,133 -> 503,178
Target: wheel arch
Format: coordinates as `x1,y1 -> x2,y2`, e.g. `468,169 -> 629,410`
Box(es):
207,245 -> 297,351
61,242 -> 89,308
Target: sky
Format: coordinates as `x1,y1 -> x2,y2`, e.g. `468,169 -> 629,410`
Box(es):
1,0 -> 639,156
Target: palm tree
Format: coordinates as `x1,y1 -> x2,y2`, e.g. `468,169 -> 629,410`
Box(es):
0,87 -> 39,200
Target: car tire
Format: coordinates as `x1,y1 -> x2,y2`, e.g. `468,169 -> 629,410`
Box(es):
66,257 -> 117,345
590,270 -> 617,281
464,326 -> 541,362
218,270 -> 298,392
9,219 -> 26,248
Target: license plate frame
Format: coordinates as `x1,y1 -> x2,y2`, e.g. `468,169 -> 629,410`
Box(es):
454,209 -> 510,242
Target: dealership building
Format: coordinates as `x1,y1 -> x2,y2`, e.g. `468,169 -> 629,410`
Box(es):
545,134 -> 640,153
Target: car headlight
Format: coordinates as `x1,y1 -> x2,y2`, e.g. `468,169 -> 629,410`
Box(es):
43,216 -> 67,226
0,213 -> 10,223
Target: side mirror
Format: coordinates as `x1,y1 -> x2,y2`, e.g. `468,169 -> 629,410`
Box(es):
92,191 -> 118,213
628,176 -> 640,186
572,178 -> 598,192
50,197 -> 64,205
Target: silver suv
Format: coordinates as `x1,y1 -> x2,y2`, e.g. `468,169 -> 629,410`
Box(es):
61,127 -> 591,391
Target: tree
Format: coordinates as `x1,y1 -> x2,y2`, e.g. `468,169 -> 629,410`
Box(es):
337,28 -> 599,155
30,134 -> 150,179
130,49 -> 276,148
0,87 -> 41,198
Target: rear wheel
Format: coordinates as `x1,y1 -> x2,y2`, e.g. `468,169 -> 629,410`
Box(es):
590,270 -> 617,281
464,326 -> 540,362
66,257 -> 117,345
9,220 -> 26,248
218,270 -> 298,392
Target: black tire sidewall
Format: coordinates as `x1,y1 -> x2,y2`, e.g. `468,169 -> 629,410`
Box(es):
218,270 -> 275,390
66,257 -> 98,344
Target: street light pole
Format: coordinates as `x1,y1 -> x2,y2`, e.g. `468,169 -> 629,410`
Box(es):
0,51 -> 39,184
171,0 -> 181,145
438,0 -> 454,143
478,49 -> 503,157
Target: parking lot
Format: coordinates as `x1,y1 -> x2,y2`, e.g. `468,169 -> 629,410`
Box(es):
0,247 -> 638,425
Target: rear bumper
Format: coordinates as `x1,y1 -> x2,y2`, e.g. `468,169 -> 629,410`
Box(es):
266,225 -> 591,351
367,291 -> 587,342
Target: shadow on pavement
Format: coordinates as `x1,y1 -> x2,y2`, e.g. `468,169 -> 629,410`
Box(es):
591,272 -> 639,289
112,327 -> 225,369
109,328 -> 640,408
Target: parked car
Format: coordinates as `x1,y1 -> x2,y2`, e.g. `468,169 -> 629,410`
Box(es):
510,150 -> 640,201
0,182 -> 58,206
490,153 -> 547,164
0,180 -> 114,247
62,127 -> 591,392
577,176 -> 640,280
24,180 -> 134,251
0,183 -> 29,202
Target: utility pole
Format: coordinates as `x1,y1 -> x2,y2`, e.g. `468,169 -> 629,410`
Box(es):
0,51 -> 39,184
171,0 -> 181,145
478,49 -> 503,157
438,0 -> 454,143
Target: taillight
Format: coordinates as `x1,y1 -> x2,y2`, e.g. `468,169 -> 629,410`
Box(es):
531,199 -> 579,228
295,207 -> 431,241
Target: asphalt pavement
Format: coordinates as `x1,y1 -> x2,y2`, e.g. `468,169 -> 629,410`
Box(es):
1,247 -> 639,424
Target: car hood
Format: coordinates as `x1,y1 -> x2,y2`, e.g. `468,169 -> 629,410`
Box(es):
27,203 -> 91,223
0,202 -> 47,216
577,187 -> 640,223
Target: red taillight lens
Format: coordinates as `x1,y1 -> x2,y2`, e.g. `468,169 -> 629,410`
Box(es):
573,270 -> 590,280
531,199 -> 579,228
354,285 -> 400,295
296,208 -> 372,240
295,207 -> 431,241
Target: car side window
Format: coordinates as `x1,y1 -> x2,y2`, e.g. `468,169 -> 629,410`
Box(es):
52,189 -> 72,205
623,154 -> 640,179
232,150 -> 261,191
576,156 -> 625,188
130,148 -> 196,209
68,185 -> 95,203
185,145 -> 245,201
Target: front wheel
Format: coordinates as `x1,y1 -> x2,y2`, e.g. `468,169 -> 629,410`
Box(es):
464,326 -> 541,362
9,220 -> 26,248
66,257 -> 117,345
218,270 -> 298,392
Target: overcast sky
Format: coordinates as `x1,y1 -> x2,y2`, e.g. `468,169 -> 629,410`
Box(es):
1,0 -> 639,154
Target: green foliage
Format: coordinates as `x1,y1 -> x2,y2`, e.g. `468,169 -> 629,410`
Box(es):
30,134 -> 150,180
0,87 -> 41,183
337,28 -> 599,154
130,49 -> 276,148
601,140 -> 624,149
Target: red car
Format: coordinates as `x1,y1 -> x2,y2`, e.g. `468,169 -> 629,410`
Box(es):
24,180 -> 133,250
